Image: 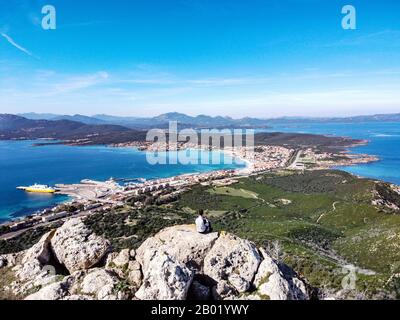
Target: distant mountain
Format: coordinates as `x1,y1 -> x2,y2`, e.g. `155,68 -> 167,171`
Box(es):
19,113 -> 107,125
267,113 -> 400,123
151,112 -> 269,128
50,114 -> 106,125
1,114 -> 364,149
20,112 -> 270,129
17,112 -> 400,131
18,112 -> 59,120
0,114 -> 146,143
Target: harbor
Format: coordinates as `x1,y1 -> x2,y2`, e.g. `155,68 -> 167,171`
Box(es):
1,142 -> 378,240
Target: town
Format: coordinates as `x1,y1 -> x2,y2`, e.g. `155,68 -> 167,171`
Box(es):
0,143 -> 378,240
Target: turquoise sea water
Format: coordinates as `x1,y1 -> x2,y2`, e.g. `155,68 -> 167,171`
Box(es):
265,121 -> 400,185
0,141 -> 244,222
1,121 -> 399,222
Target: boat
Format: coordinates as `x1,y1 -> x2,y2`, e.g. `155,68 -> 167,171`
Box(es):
17,184 -> 56,193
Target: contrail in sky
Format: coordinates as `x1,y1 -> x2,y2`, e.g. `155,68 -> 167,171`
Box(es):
1,33 -> 34,57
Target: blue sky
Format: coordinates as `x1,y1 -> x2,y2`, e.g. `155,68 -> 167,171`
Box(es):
0,0 -> 400,118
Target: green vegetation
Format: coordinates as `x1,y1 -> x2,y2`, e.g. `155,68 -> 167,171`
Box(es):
0,224 -> 60,255
2,168 -> 399,299
208,187 -> 259,199
177,170 -> 400,298
84,206 -> 193,251
0,225 -> 10,237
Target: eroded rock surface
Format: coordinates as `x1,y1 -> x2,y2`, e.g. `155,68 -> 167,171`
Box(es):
51,218 -> 111,273
2,222 -> 312,301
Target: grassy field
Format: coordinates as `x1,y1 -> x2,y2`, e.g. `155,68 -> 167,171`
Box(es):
2,169 -> 399,299
208,186 -> 259,199
177,170 -> 400,299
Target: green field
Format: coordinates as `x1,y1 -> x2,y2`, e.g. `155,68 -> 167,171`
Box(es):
177,170 -> 400,299
208,186 -> 259,199
2,169 -> 399,299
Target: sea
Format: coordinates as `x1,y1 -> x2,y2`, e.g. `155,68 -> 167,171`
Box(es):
0,141 -> 244,223
1,121 -> 399,223
264,121 -> 400,185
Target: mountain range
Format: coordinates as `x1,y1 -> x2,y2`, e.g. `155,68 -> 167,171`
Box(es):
0,114 -> 146,143
18,112 -> 270,129
18,112 -> 400,130
0,113 -> 362,149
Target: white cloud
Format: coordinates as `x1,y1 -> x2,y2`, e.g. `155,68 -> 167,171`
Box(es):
38,71 -> 109,97
1,33 -> 35,58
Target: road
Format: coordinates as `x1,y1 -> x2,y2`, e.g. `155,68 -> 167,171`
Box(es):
287,150 -> 303,169
0,209 -> 95,241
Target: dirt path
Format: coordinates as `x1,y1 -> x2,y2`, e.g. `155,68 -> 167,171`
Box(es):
316,201 -> 340,223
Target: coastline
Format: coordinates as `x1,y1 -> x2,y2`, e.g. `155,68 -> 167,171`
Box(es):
0,146 -> 245,227
0,135 -> 387,237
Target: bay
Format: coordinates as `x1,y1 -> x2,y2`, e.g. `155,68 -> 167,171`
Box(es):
264,121 -> 400,185
0,141 -> 244,222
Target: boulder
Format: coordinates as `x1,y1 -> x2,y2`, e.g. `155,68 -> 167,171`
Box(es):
253,248 -> 308,300
127,261 -> 142,289
0,257 -> 4,269
51,218 -> 111,273
203,233 -> 261,292
0,252 -> 23,269
228,273 -> 250,293
24,281 -> 68,300
80,269 -> 120,300
136,224 -> 218,273
113,249 -> 130,267
16,231 -> 55,282
105,250 -> 140,281
135,252 -> 194,300
212,281 -> 238,300
7,223 -> 313,301
105,252 -> 118,268
62,295 -> 93,300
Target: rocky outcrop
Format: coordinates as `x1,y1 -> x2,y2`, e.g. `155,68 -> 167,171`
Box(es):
135,252 -> 194,300
80,269 -> 121,300
252,248 -> 309,300
51,218 -> 111,273
136,224 -> 218,273
2,221 -> 312,300
16,231 -> 55,283
204,233 -> 261,293
0,252 -> 23,269
24,268 -> 129,301
25,281 -> 69,300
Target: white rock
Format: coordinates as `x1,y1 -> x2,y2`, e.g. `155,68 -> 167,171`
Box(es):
128,260 -> 141,271
113,249 -> 130,267
0,257 -> 5,269
136,224 -> 218,273
0,252 -> 23,269
253,248 -> 308,300
228,273 -> 250,293
62,295 -> 93,300
80,269 -> 119,299
128,269 -> 142,289
204,233 -> 261,293
105,252 -> 118,268
16,231 -> 55,282
51,218 -> 111,273
24,281 -> 68,300
212,281 -> 237,300
135,252 -> 194,300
